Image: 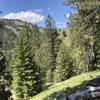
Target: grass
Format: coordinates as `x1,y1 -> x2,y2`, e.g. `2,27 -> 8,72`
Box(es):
30,70 -> 100,100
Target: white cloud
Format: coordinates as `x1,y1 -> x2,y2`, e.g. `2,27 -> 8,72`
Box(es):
34,8 -> 43,13
1,11 -> 44,23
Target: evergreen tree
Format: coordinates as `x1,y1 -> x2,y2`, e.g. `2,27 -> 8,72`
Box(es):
43,15 -> 59,83
54,42 -> 74,82
0,52 -> 8,100
11,26 -> 43,100
0,20 -> 12,100
65,0 -> 100,72
31,24 -> 46,87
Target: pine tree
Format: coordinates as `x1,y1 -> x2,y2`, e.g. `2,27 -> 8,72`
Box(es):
54,43 -> 74,82
0,20 -> 12,100
65,0 -> 100,72
31,24 -> 46,87
11,26 -> 43,100
0,51 -> 8,100
43,15 -> 59,83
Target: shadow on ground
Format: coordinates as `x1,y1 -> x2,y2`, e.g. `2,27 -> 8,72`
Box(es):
44,76 -> 100,100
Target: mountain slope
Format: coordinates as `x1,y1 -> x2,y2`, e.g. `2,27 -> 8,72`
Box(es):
30,70 -> 100,100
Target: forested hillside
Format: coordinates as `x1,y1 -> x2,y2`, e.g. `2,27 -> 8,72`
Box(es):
0,17 -> 64,100
0,0 -> 99,100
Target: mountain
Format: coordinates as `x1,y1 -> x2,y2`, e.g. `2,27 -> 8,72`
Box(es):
0,19 -> 39,62
0,19 -> 35,34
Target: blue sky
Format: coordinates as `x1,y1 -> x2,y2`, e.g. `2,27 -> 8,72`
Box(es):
0,0 -> 74,28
